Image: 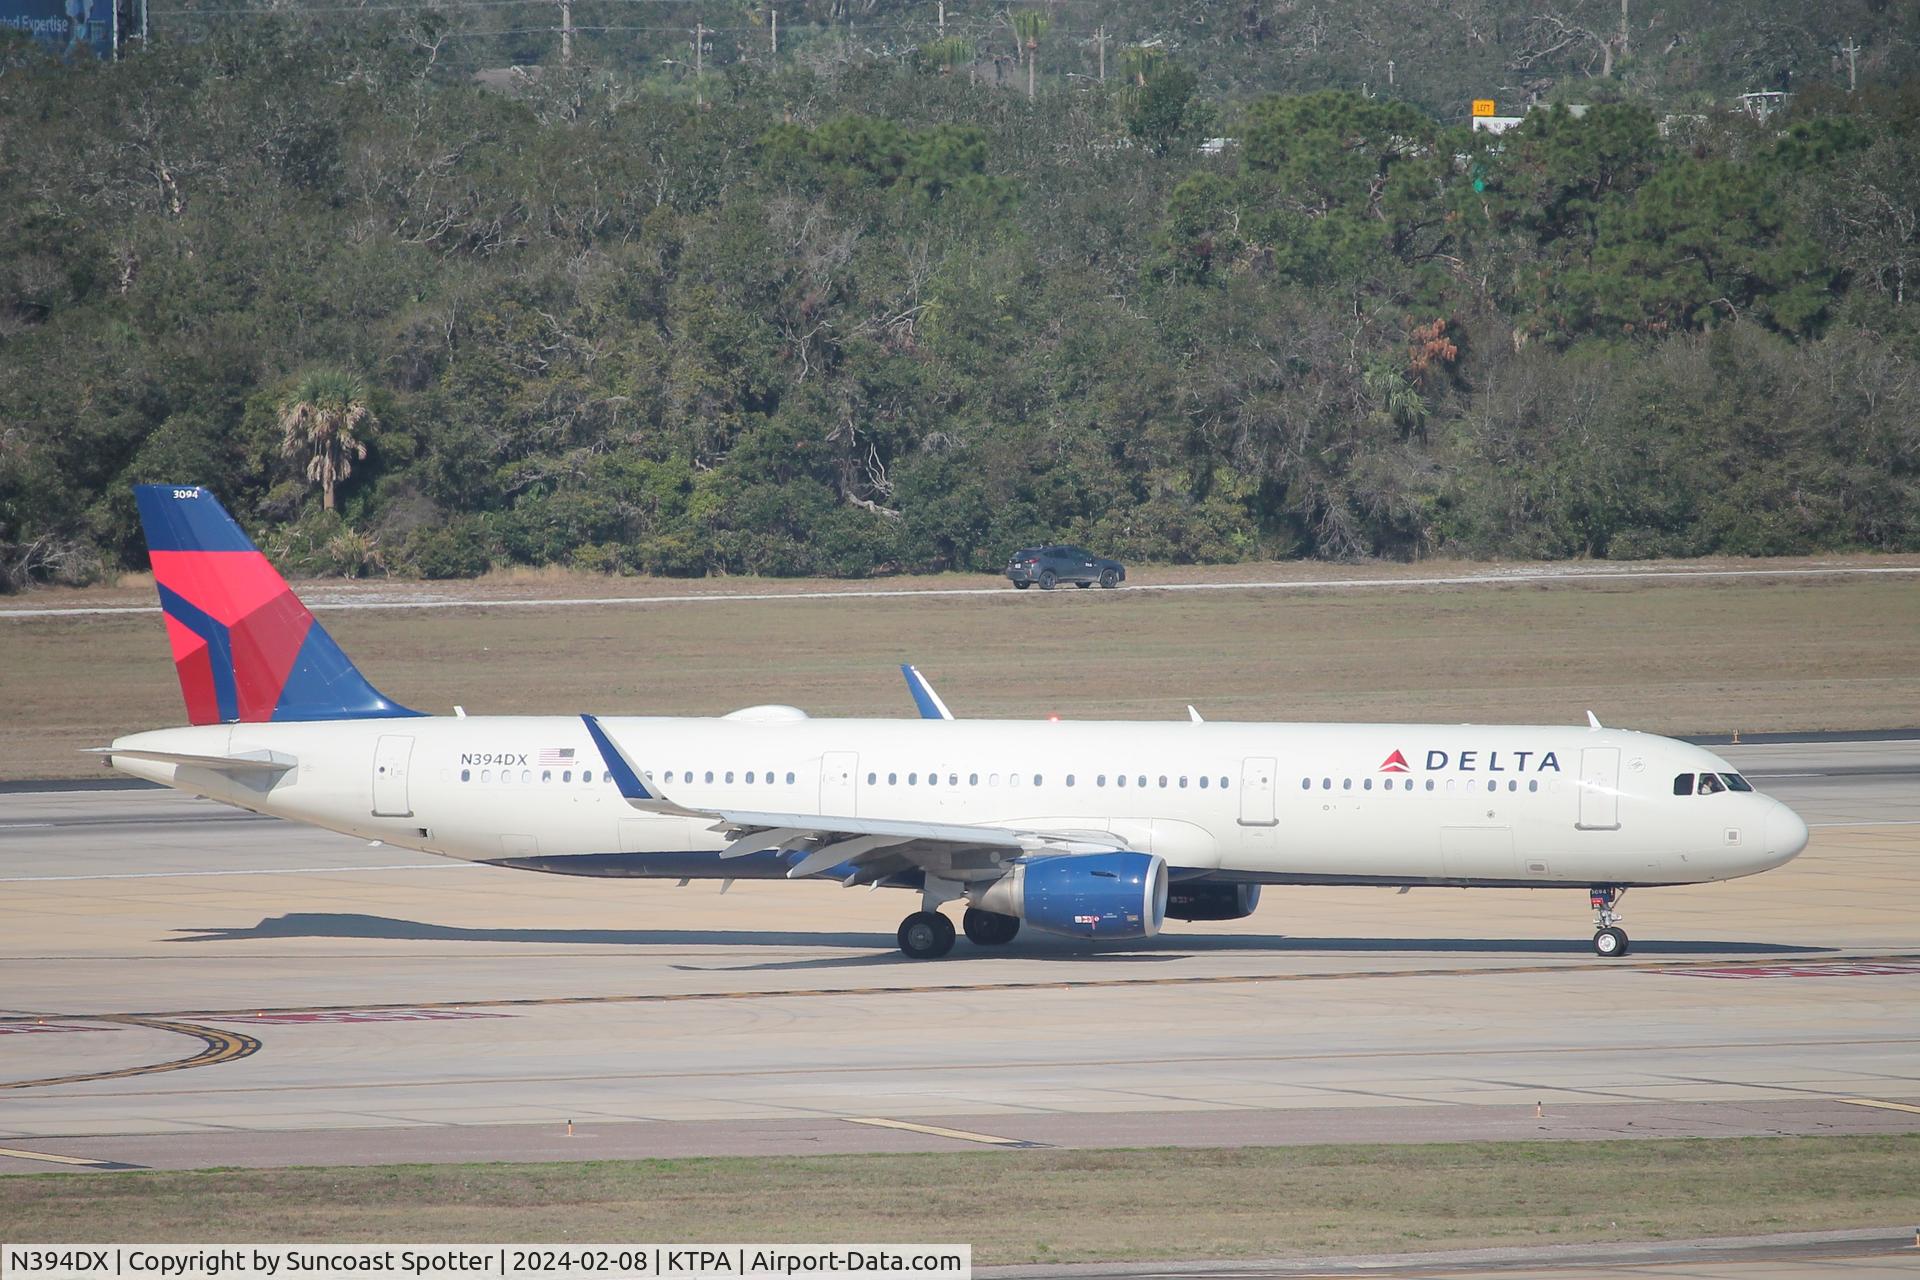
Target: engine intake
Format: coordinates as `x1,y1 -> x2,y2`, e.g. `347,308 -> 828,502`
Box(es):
1165,881 -> 1262,922
969,851 -> 1168,940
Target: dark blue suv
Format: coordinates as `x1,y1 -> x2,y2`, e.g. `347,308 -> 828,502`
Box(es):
1005,545 -> 1126,590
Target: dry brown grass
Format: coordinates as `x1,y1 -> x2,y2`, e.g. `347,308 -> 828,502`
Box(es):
6,572 -> 1918,781
3,1137 -> 1915,1260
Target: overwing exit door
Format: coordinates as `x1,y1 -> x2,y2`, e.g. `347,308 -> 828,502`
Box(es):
820,751 -> 859,816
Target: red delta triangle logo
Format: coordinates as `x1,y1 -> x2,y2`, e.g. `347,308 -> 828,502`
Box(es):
1379,749 -> 1411,773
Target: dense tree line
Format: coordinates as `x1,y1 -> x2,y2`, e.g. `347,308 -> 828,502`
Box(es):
1,3 -> 1917,587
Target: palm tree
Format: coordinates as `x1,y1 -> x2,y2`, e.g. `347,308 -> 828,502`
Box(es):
278,369 -> 375,513
1011,9 -> 1048,101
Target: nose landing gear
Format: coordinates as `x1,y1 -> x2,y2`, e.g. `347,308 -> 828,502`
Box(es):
1590,886 -> 1629,957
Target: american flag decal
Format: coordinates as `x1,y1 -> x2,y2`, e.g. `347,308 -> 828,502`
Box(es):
538,747 -> 577,766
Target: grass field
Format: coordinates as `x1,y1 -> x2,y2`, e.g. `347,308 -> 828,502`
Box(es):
6,570 -> 1920,781
4,1138 -> 1916,1260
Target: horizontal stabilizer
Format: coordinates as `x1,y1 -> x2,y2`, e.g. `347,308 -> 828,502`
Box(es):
90,747 -> 296,774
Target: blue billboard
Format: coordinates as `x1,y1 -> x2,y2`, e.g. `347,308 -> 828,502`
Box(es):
0,0 -> 116,59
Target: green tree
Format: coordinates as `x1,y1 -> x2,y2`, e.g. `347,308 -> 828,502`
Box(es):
278,370 -> 375,512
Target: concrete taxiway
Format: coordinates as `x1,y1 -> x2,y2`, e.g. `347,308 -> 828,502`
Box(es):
3,740 -> 1919,1173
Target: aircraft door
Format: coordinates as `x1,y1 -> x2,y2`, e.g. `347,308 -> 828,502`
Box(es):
820,751 -> 859,816
1237,757 -> 1277,826
372,734 -> 414,817
1576,747 -> 1621,831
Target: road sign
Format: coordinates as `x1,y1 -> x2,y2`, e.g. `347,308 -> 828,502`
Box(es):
1472,98 -> 1496,117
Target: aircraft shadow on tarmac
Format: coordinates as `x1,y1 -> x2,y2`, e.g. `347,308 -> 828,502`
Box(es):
165,912 -> 1835,963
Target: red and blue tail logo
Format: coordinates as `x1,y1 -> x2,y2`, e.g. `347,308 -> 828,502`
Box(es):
133,485 -> 420,725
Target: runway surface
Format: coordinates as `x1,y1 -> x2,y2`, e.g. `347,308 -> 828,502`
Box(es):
3,740 -> 1919,1176
5,560 -> 1920,618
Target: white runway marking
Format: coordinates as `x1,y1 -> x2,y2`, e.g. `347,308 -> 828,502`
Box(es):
0,863 -> 484,883
6,563 -> 1920,618
845,1117 -> 1045,1147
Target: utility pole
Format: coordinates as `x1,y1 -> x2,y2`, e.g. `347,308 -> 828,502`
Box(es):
1386,58 -> 1394,85
1096,25 -> 1105,81
694,21 -> 704,107
770,7 -> 777,55
560,0 -> 572,63
937,1 -> 944,35
1840,36 -> 1860,91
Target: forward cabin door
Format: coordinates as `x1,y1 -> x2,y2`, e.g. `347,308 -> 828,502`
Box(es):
1576,747 -> 1621,831
372,734 -> 414,817
1237,757 -> 1278,826
820,751 -> 859,817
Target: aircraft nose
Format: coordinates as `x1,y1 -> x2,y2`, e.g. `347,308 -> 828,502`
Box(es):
1765,803 -> 1810,862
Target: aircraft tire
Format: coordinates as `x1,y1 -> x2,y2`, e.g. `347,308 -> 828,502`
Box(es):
1593,926 -> 1630,958
899,911 -> 956,959
963,907 -> 1021,947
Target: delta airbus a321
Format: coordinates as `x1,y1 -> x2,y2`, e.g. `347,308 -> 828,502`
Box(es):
103,485 -> 1810,959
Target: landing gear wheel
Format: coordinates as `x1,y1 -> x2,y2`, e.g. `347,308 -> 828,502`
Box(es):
962,907 -> 1021,947
1039,570 -> 1057,590
1099,569 -> 1119,588
1013,580 -> 1031,589
1587,885 -> 1628,959
1594,926 -> 1630,958
898,911 -> 956,959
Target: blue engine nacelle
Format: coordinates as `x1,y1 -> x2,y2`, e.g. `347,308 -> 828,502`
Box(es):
1165,882 -> 1262,922
969,851 -> 1168,940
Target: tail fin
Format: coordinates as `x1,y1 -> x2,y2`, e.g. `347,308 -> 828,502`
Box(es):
133,485 -> 420,725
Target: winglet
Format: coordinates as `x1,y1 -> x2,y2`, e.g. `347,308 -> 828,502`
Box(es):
581,713 -> 655,801
1586,710 -> 1603,730
901,664 -> 955,721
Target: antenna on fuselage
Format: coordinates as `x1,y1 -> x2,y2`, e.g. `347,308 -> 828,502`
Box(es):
1188,706 -> 1204,723
1586,710 -> 1603,729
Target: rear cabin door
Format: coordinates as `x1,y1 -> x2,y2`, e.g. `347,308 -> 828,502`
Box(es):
1237,757 -> 1278,826
372,734 -> 414,817
820,751 -> 859,817
1576,747 -> 1622,831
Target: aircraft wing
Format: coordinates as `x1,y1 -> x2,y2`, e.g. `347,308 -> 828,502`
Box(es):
901,664 -> 955,720
580,714 -> 1122,883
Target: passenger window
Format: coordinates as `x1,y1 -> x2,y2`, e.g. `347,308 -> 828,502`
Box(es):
1220,777 -> 1230,790
909,772 -> 918,785
1137,775 -> 1147,788
725,771 -> 734,783
746,772 -> 756,784
888,772 -> 898,785
1529,780 -> 1538,793
1011,773 -> 1022,787
949,773 -> 958,786
1425,779 -> 1434,791
1034,774 -> 1044,786
970,773 -> 979,786
1322,778 -> 1331,789
1097,774 -> 1107,787
928,773 -> 938,787
1698,773 -> 1725,795
1117,774 -> 1127,788
1066,774 -> 1076,787
480,769 -> 491,783
502,771 -> 512,785
460,769 -> 471,782
1487,780 -> 1497,792
583,770 -> 594,783
705,771 -> 714,783
1507,780 -> 1517,792
989,773 -> 1000,786
1158,775 -> 1168,788
867,772 -> 876,785
542,770 -> 551,783
786,772 -> 796,784
1199,776 -> 1209,789
1342,778 -> 1352,790
1178,776 -> 1187,789
1673,773 -> 1694,796
1363,778 -> 1373,791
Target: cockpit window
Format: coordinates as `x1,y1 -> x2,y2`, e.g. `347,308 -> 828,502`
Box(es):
1697,772 -> 1725,795
1722,772 -> 1753,792
1673,773 -> 1694,796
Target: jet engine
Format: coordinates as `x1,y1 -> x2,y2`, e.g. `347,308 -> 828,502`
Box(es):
1164,882 -> 1262,922
969,851 -> 1168,940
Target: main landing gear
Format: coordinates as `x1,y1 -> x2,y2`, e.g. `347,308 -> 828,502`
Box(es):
897,911 -> 956,959
896,907 -> 1022,958
1590,886 -> 1629,958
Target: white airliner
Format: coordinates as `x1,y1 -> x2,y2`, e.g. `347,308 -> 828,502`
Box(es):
105,486 -> 1810,959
